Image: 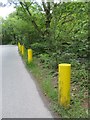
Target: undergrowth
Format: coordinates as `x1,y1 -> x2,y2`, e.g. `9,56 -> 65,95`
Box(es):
21,48 -> 88,118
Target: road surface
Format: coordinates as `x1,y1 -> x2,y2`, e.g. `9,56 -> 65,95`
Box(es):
2,45 -> 53,118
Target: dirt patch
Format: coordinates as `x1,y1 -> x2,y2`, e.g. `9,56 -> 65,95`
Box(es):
82,98 -> 88,109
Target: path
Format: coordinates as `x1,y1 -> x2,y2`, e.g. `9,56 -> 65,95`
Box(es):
2,45 -> 53,118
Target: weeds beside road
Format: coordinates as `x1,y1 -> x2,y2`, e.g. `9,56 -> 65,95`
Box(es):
21,48 -> 88,118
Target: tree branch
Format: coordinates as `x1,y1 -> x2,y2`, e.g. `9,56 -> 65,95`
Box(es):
20,2 -> 44,36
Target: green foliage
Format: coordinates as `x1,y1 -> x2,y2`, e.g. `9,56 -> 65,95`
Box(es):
31,42 -> 46,55
38,54 -> 50,64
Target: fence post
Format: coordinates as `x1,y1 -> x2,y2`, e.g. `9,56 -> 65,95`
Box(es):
58,64 -> 71,107
28,49 -> 32,63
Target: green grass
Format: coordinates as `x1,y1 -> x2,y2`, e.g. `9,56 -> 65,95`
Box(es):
20,48 -> 88,118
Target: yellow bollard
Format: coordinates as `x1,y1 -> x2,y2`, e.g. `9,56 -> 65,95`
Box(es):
19,44 -> 21,52
19,43 -> 21,51
21,45 -> 24,56
28,49 -> 32,63
58,63 -> 71,108
18,42 -> 20,51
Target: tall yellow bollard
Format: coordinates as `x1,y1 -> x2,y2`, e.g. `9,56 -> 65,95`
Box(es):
58,64 -> 71,108
21,45 -> 24,56
28,49 -> 32,63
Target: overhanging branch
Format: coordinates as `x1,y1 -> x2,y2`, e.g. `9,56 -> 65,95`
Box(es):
20,2 -> 44,36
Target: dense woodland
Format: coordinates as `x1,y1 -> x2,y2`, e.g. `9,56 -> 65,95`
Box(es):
0,0 -> 89,118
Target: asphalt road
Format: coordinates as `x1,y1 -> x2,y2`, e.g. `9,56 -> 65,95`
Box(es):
2,45 -> 53,118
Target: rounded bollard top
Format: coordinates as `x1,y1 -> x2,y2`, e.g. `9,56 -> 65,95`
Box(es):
59,63 -> 71,67
28,48 -> 32,51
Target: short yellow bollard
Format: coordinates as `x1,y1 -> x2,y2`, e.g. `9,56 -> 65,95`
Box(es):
18,42 -> 20,51
28,49 -> 32,63
21,45 -> 24,56
58,64 -> 71,108
19,44 -> 22,53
